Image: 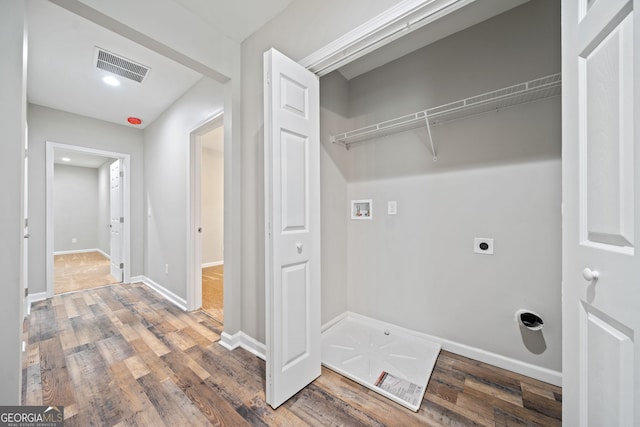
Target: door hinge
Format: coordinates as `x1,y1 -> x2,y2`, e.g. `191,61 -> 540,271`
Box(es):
119,263 -> 124,269
25,288 -> 28,297
266,71 -> 271,85
120,217 -> 125,223
119,171 -> 124,178
24,218 -> 28,228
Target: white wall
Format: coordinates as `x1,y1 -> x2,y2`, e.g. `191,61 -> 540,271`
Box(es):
97,160 -> 112,255
27,104 -> 145,294
338,0 -> 562,371
54,164 -> 100,253
0,0 -> 27,404
240,0 -> 406,343
143,77 -> 224,299
201,144 -> 224,266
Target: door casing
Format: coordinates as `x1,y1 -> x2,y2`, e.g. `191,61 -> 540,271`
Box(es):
45,141 -> 131,297
187,111 -> 224,312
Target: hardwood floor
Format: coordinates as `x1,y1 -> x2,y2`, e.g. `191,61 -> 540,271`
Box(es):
202,265 -> 224,322
23,283 -> 562,426
55,251 -> 119,294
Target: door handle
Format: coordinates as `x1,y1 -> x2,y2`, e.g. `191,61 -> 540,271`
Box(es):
198,227 -> 203,233
582,268 -> 599,282
296,243 -> 303,253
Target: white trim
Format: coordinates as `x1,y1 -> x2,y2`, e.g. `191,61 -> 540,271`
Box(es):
325,312 -> 562,387
187,112 -> 224,312
219,331 -> 266,360
46,141 -> 131,298
53,248 -> 110,259
321,311 -> 349,333
137,276 -> 187,311
25,292 -> 48,316
202,260 -> 223,268
299,0 -> 473,76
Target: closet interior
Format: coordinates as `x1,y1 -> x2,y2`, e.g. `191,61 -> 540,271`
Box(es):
318,0 -> 562,410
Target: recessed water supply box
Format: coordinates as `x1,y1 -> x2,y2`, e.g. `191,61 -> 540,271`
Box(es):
351,199 -> 372,220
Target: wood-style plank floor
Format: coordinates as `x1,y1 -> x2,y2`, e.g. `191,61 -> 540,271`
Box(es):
202,265 -> 224,322
23,283 -> 562,426
55,251 -> 119,294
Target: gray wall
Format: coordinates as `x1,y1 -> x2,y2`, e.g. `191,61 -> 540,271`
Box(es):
27,104 -> 145,294
201,145 -> 224,265
319,71 -> 351,323
53,164 -> 99,253
335,0 -> 562,371
0,0 -> 27,404
97,160 -> 112,255
143,77 -> 224,298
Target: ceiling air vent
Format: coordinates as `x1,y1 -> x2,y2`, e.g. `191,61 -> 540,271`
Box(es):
94,47 -> 150,83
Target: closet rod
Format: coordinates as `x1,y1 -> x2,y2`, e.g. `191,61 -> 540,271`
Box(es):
330,73 -> 562,152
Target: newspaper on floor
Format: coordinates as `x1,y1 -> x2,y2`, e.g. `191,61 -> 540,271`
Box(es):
374,371 -> 424,407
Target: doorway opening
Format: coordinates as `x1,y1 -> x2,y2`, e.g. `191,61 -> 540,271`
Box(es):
187,113 -> 224,322
46,142 -> 131,297
200,123 -> 224,322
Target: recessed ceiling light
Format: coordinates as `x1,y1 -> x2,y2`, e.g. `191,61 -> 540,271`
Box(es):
102,75 -> 120,87
61,157 -> 71,162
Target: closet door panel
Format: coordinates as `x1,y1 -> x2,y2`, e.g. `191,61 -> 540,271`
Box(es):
264,48 -> 321,410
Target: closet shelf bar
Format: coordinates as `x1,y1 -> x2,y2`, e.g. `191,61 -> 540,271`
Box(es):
330,73 -> 562,150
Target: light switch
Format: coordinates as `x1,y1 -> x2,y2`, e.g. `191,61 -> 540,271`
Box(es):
387,201 -> 397,215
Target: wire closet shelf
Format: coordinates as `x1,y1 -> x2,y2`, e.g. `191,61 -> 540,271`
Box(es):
330,73 -> 562,156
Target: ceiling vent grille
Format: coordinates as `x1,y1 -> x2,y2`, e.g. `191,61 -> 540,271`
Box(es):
95,47 -> 150,83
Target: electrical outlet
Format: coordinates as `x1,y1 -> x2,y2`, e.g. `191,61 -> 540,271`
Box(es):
387,201 -> 397,215
474,237 -> 494,255
71,237 -> 77,244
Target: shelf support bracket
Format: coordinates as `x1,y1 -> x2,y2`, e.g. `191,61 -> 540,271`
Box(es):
424,116 -> 437,162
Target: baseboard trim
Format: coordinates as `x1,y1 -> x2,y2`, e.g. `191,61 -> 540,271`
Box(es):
321,311 -> 349,333
136,276 -> 187,311
26,292 -> 49,316
54,248 -> 107,256
219,331 -> 266,360
326,311 -> 562,387
202,261 -> 224,268
95,248 -> 110,259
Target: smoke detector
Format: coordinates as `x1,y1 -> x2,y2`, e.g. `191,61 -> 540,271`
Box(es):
94,47 -> 150,83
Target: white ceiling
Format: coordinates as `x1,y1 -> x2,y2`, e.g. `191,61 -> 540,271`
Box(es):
171,0 -> 296,43
53,149 -> 114,169
26,0 -> 294,130
26,0 -> 205,129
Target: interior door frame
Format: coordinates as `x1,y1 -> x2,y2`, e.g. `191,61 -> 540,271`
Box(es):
45,141 -> 131,297
187,111 -> 224,312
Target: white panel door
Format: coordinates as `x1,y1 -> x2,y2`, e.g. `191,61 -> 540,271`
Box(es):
110,159 -> 124,282
23,125 -> 28,311
562,0 -> 640,425
264,48 -> 320,409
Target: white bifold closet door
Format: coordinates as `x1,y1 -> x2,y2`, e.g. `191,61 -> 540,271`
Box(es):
263,48 -> 321,409
562,0 -> 640,424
